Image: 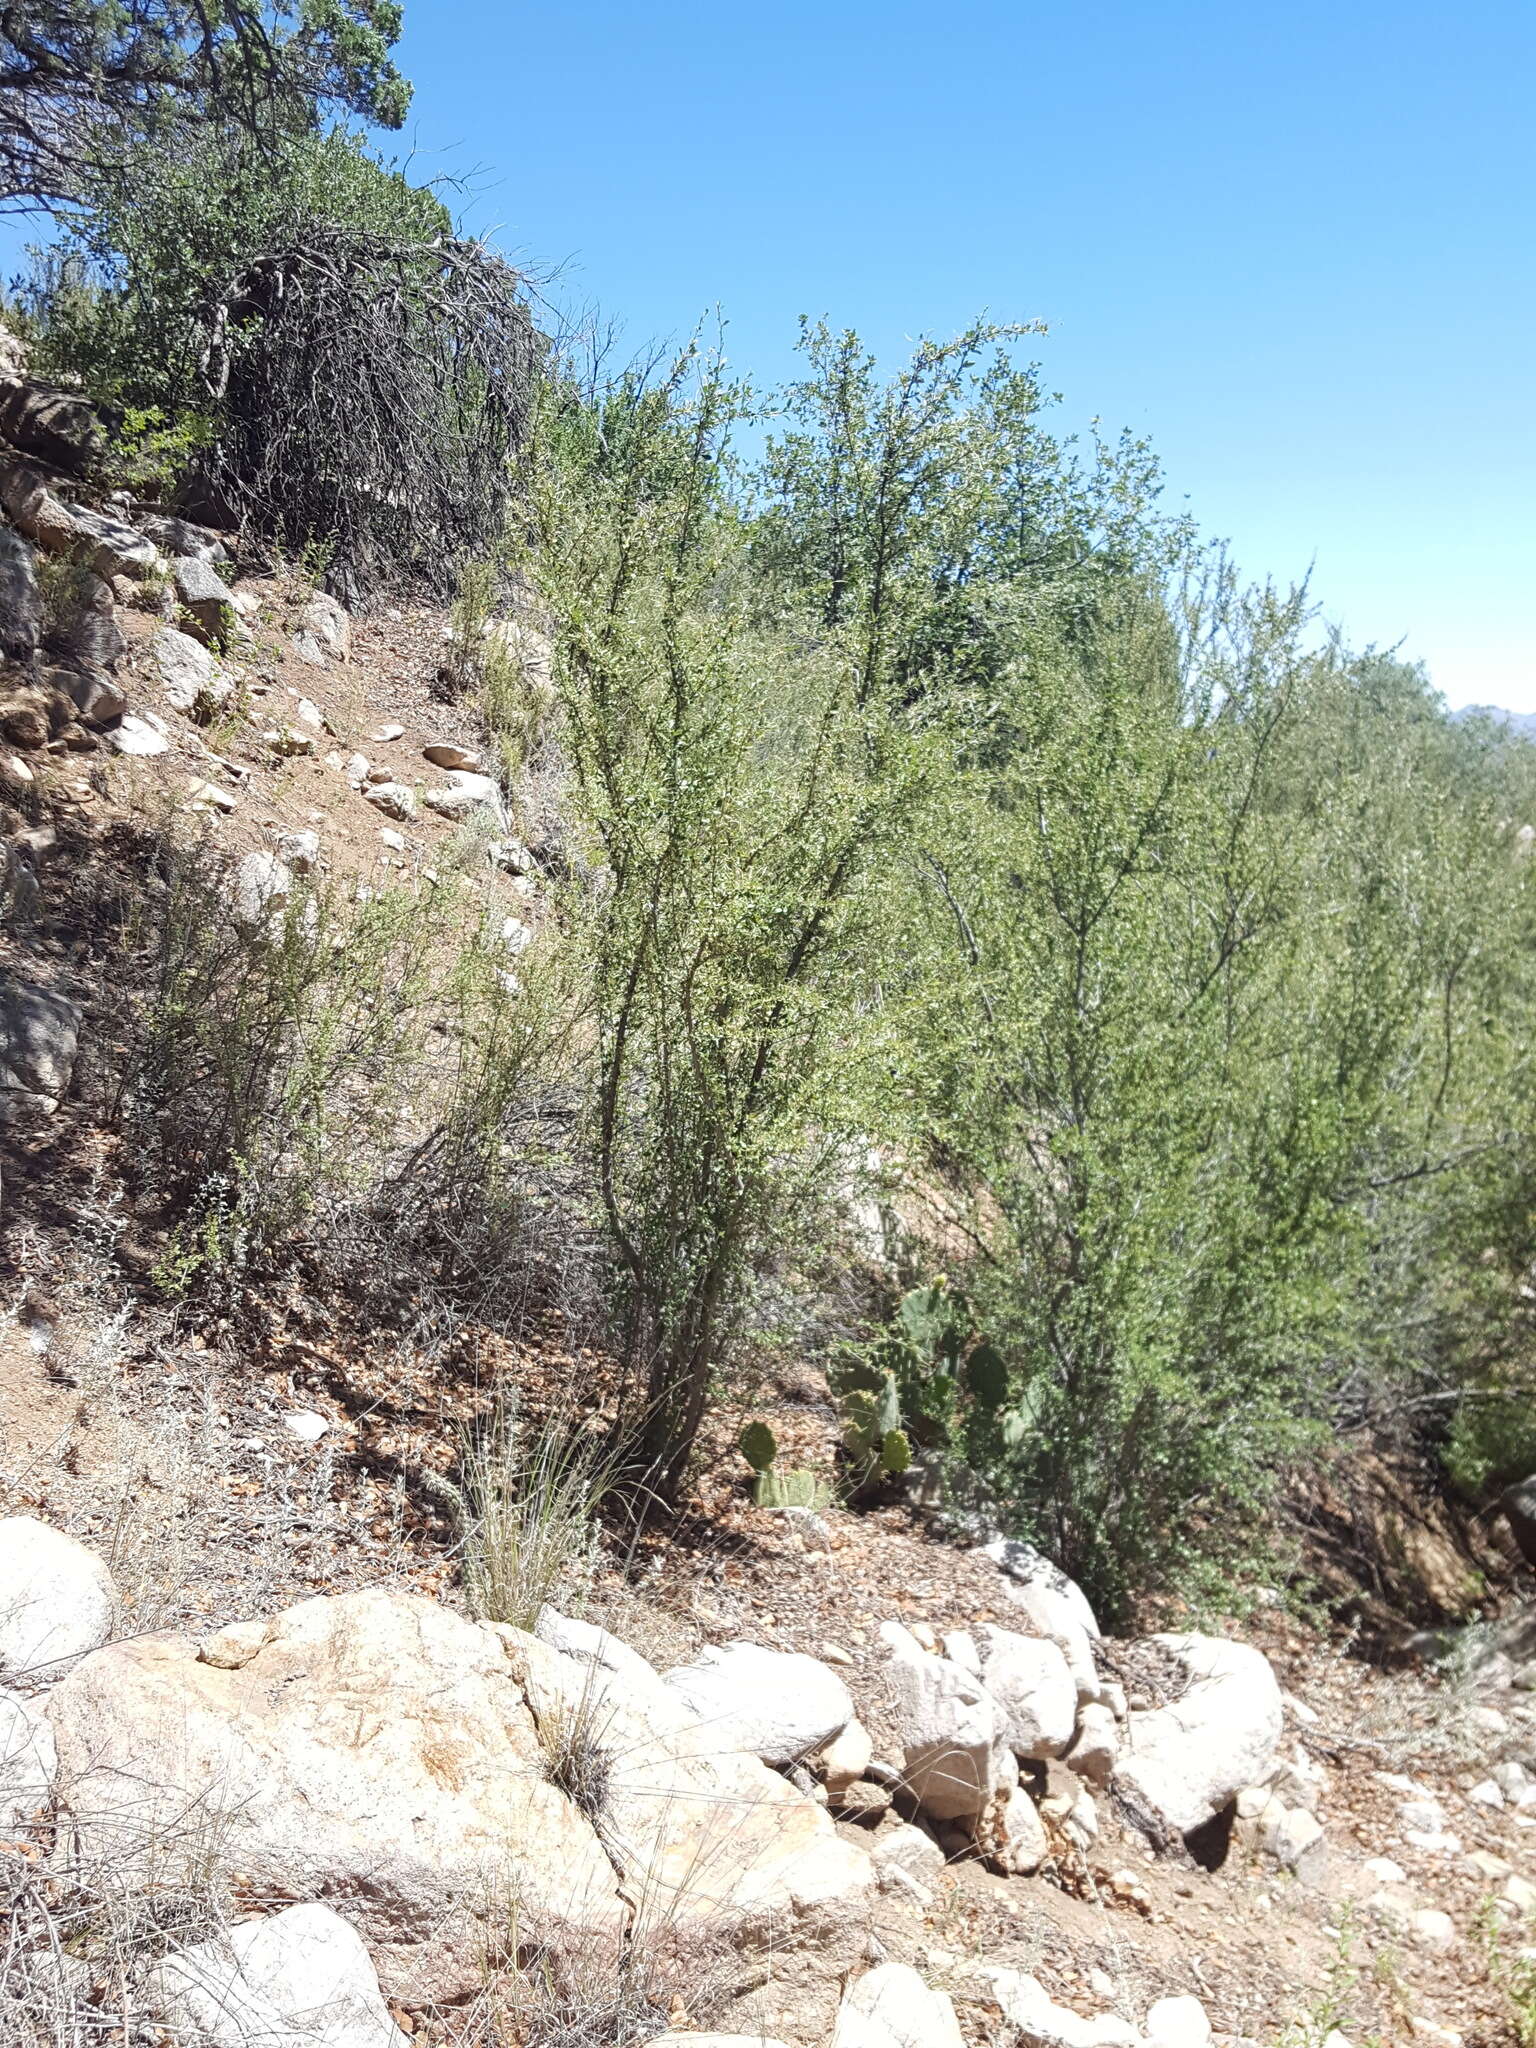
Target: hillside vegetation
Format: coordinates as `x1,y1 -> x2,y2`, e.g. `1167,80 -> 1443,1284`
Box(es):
4,13 -> 1535,1634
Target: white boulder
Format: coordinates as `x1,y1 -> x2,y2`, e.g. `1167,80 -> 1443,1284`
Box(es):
879,1620 -> 1006,1820
832,1963 -> 966,2048
979,1970 -> 1141,2048
0,1516 -> 115,1684
1115,1633 -> 1283,1837
423,769 -> 505,823
152,1902 -> 406,2047
1146,1997 -> 1213,2048
45,1590 -> 626,2001
501,1624 -> 873,1963
973,1625 -> 1076,1759
664,1641 -> 853,1767
148,625 -> 231,716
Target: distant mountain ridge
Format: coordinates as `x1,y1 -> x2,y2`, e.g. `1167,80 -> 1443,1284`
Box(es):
1451,704 -> 1536,739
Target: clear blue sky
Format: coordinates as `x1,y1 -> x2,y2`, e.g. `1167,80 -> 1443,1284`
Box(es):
2,4 -> 1528,707
389,0 -> 1533,710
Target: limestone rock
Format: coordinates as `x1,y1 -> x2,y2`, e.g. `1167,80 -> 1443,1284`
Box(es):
230,852 -> 295,931
364,782 -> 416,821
869,1821 -> 945,1885
1146,1997 -> 1213,2048
111,710 -> 171,756
60,668 -> 127,727
1,1686 -> 56,1828
423,768 -> 505,823
500,1625 -> 873,1967
0,980 -> 82,1116
878,1620 -> 1005,1821
1065,1702 -> 1119,1787
135,512 -> 229,564
832,1963 -> 966,2048
533,1605 -> 660,1687
67,505 -> 158,580
664,1641 -> 853,1768
977,1541 -> 1104,1705
1115,1634 -> 1283,1838
973,1625 -> 1076,1760
979,1970 -> 1141,2048
0,1516 -> 114,1683
149,625 -> 232,717
152,1901 -> 406,2048
45,1590 -> 627,2002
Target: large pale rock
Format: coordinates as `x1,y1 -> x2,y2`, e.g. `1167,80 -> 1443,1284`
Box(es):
878,1621 -> 1005,1821
977,1540 -> 1104,1706
0,1516 -> 114,1681
979,1971 -> 1141,2048
1116,1633 -> 1283,1838
0,458 -> 85,554
0,527 -> 41,660
534,1604 -> 660,1687
832,1963 -> 966,2048
0,981 -> 82,1116
45,1590 -> 626,2001
135,511 -> 229,564
148,625 -> 232,716
500,1625 -> 873,1963
1,1686 -> 56,1827
664,1642 -> 853,1767
973,1625 -> 1076,1759
152,1902 -> 406,2048
230,851 -> 295,931
1145,1996 -> 1212,2048
423,768 -> 506,823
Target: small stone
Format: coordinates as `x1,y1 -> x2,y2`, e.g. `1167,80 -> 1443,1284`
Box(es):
424,769 -> 504,822
1411,1908 -> 1457,1951
1469,1779 -> 1505,1809
110,712 -> 170,756
173,557 -> 238,648
265,726 -> 317,757
373,723 -> 405,742
1496,1761 -> 1532,1800
186,779 -> 236,815
1400,1796 -> 1447,1833
378,828 -> 406,853
1363,1855 -> 1407,1884
364,782 -> 416,821
820,1642 -> 855,1667
1503,1874 -> 1536,1916
423,742 -> 480,771
293,697 -> 325,731
1467,1850 -> 1514,1881
197,1619 -> 272,1670
1145,1995 -> 1213,2048
275,829 -> 320,872
501,917 -> 534,954
345,752 -> 370,782
281,1410 -> 329,1444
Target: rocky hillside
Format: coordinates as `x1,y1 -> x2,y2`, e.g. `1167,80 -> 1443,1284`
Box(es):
3,334 -> 1536,2048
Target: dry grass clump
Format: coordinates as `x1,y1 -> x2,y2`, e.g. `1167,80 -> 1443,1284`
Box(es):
458,1402 -> 620,1634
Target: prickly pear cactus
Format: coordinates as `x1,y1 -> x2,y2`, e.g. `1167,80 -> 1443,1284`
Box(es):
739,1419 -> 778,1474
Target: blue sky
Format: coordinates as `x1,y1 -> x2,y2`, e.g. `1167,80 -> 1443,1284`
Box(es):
3,3 -> 1529,707
388,0 -> 1533,710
